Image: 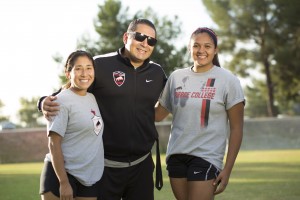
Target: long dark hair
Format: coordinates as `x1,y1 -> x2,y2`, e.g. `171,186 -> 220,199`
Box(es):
190,27 -> 221,67
63,50 -> 94,89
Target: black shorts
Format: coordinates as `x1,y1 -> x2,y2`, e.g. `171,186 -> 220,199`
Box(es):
39,161 -> 100,198
97,154 -> 155,200
167,154 -> 220,181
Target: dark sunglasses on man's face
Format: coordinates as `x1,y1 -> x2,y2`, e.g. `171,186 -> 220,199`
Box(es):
128,32 -> 157,46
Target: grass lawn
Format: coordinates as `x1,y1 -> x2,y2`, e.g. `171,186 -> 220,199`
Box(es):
1,149 -> 300,200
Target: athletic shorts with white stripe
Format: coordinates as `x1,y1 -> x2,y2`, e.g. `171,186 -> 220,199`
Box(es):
167,154 -> 220,181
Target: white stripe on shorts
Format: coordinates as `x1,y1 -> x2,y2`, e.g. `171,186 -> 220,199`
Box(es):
205,164 -> 213,180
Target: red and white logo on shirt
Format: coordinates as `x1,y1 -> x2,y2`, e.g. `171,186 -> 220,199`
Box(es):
113,71 -> 125,87
91,109 -> 102,136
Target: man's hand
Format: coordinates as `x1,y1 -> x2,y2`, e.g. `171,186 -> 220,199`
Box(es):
41,96 -> 60,121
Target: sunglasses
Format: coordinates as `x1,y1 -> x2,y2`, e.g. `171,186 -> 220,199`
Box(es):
128,32 -> 157,46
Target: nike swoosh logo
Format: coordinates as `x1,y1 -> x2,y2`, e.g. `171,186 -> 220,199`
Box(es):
146,79 -> 153,83
194,171 -> 201,174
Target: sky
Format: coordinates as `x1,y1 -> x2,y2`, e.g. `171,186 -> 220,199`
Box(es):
0,0 -> 215,123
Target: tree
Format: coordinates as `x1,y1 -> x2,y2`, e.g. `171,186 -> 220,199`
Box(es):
18,97 -> 43,128
77,0 -> 129,56
52,52 -> 66,86
0,99 -> 9,122
244,80 -> 270,118
202,0 -> 300,117
77,0 -> 188,76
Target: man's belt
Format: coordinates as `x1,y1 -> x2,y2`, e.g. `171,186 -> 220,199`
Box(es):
104,152 -> 150,168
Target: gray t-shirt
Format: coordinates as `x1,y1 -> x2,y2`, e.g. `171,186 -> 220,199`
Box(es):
45,89 -> 104,186
159,66 -> 244,170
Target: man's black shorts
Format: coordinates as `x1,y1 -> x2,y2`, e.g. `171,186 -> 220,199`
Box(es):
98,154 -> 155,200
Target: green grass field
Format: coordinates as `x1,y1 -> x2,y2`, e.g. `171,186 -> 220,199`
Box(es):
1,150 -> 300,200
